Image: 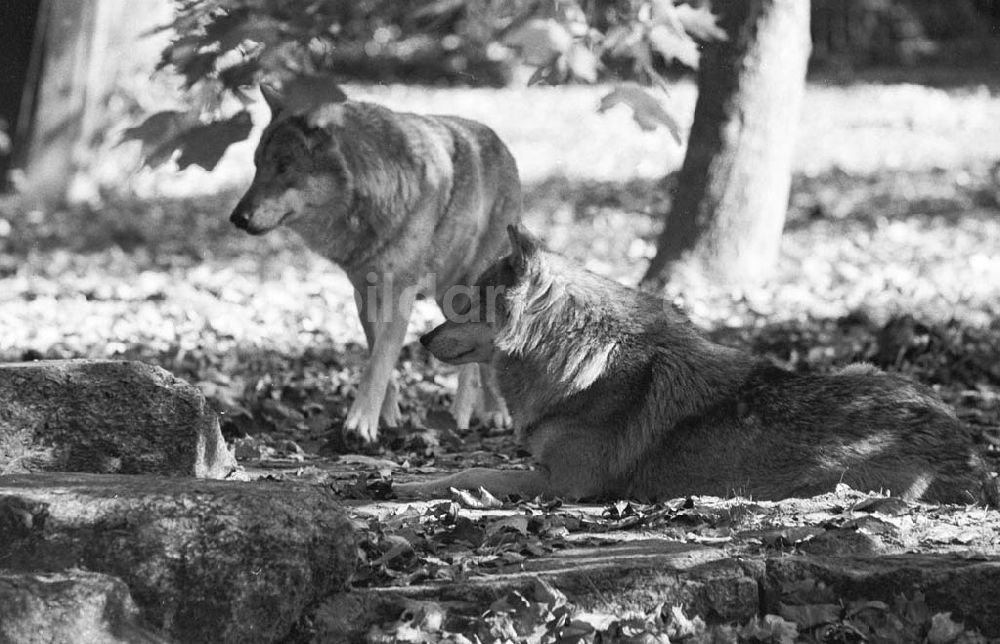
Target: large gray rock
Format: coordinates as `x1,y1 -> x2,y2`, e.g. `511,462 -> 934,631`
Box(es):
0,570 -> 167,644
0,360 -> 235,477
0,472 -> 358,644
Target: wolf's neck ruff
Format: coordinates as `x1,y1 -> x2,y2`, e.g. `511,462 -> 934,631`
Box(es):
495,260 -> 618,396
494,248 -> 758,468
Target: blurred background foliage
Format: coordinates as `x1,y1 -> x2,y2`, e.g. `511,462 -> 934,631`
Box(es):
3,0 -> 999,200
165,0 -> 999,87
150,0 -> 1000,98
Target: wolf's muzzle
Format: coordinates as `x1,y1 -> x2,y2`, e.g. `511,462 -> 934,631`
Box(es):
229,196 -> 271,235
229,204 -> 251,230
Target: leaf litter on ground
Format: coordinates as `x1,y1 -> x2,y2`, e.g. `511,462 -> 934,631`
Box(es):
3,82 -> 1000,641
4,184 -> 1000,644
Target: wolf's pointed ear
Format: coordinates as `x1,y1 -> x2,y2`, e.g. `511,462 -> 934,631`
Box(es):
507,224 -> 539,274
260,84 -> 284,117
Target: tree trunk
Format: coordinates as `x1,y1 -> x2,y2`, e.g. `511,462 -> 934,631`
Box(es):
15,0 -> 99,205
0,1 -> 43,192
15,0 -> 173,206
641,0 -> 811,290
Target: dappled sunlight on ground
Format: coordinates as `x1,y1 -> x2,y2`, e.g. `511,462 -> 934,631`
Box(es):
6,80 -> 998,643
1,81 -> 999,447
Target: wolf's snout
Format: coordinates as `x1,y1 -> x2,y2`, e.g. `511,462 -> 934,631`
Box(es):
230,212 -> 250,229
229,200 -> 251,230
229,195 -> 271,235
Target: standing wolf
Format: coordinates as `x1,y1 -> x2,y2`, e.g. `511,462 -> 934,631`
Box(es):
230,86 -> 519,442
405,226 -> 996,504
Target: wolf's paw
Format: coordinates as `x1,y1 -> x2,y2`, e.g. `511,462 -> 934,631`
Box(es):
481,409 -> 512,430
344,406 -> 381,443
380,404 -> 403,428
452,406 -> 474,431
475,396 -> 511,430
451,407 -> 511,431
451,392 -> 477,430
380,386 -> 403,428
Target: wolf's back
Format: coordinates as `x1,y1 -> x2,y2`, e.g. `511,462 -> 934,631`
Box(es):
322,101 -> 521,290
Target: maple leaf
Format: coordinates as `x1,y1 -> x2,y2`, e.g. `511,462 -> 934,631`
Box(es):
599,83 -> 683,143
565,42 -> 599,83
119,110 -> 188,155
124,110 -> 254,171
675,2 -> 728,42
648,22 -> 701,69
173,112 -> 255,170
218,60 -> 260,89
504,18 -> 573,66
203,7 -> 253,52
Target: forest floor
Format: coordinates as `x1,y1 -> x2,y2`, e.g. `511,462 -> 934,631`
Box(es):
2,81 -> 1000,641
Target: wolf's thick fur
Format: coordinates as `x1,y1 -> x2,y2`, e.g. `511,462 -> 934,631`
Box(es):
404,226 -> 995,504
230,87 -> 519,441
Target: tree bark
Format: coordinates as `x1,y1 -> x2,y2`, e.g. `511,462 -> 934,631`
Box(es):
641,0 -> 811,290
15,0 -> 172,206
0,1 -> 43,192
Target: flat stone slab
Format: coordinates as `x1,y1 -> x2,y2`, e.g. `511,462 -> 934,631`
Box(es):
317,493 -> 1000,640
313,539 -> 752,640
0,472 -> 358,644
765,554 -> 1000,637
0,360 -> 235,477
371,539 -> 760,619
0,570 -> 166,644
323,534 -> 1000,640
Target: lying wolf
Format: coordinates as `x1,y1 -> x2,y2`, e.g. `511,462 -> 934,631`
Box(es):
402,225 -> 995,504
230,86 -> 519,442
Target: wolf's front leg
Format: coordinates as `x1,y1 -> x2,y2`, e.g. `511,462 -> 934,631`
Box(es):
395,468 -> 550,499
356,296 -> 403,429
451,364 -> 511,430
345,286 -> 414,442
477,363 -> 511,428
451,363 -> 480,430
